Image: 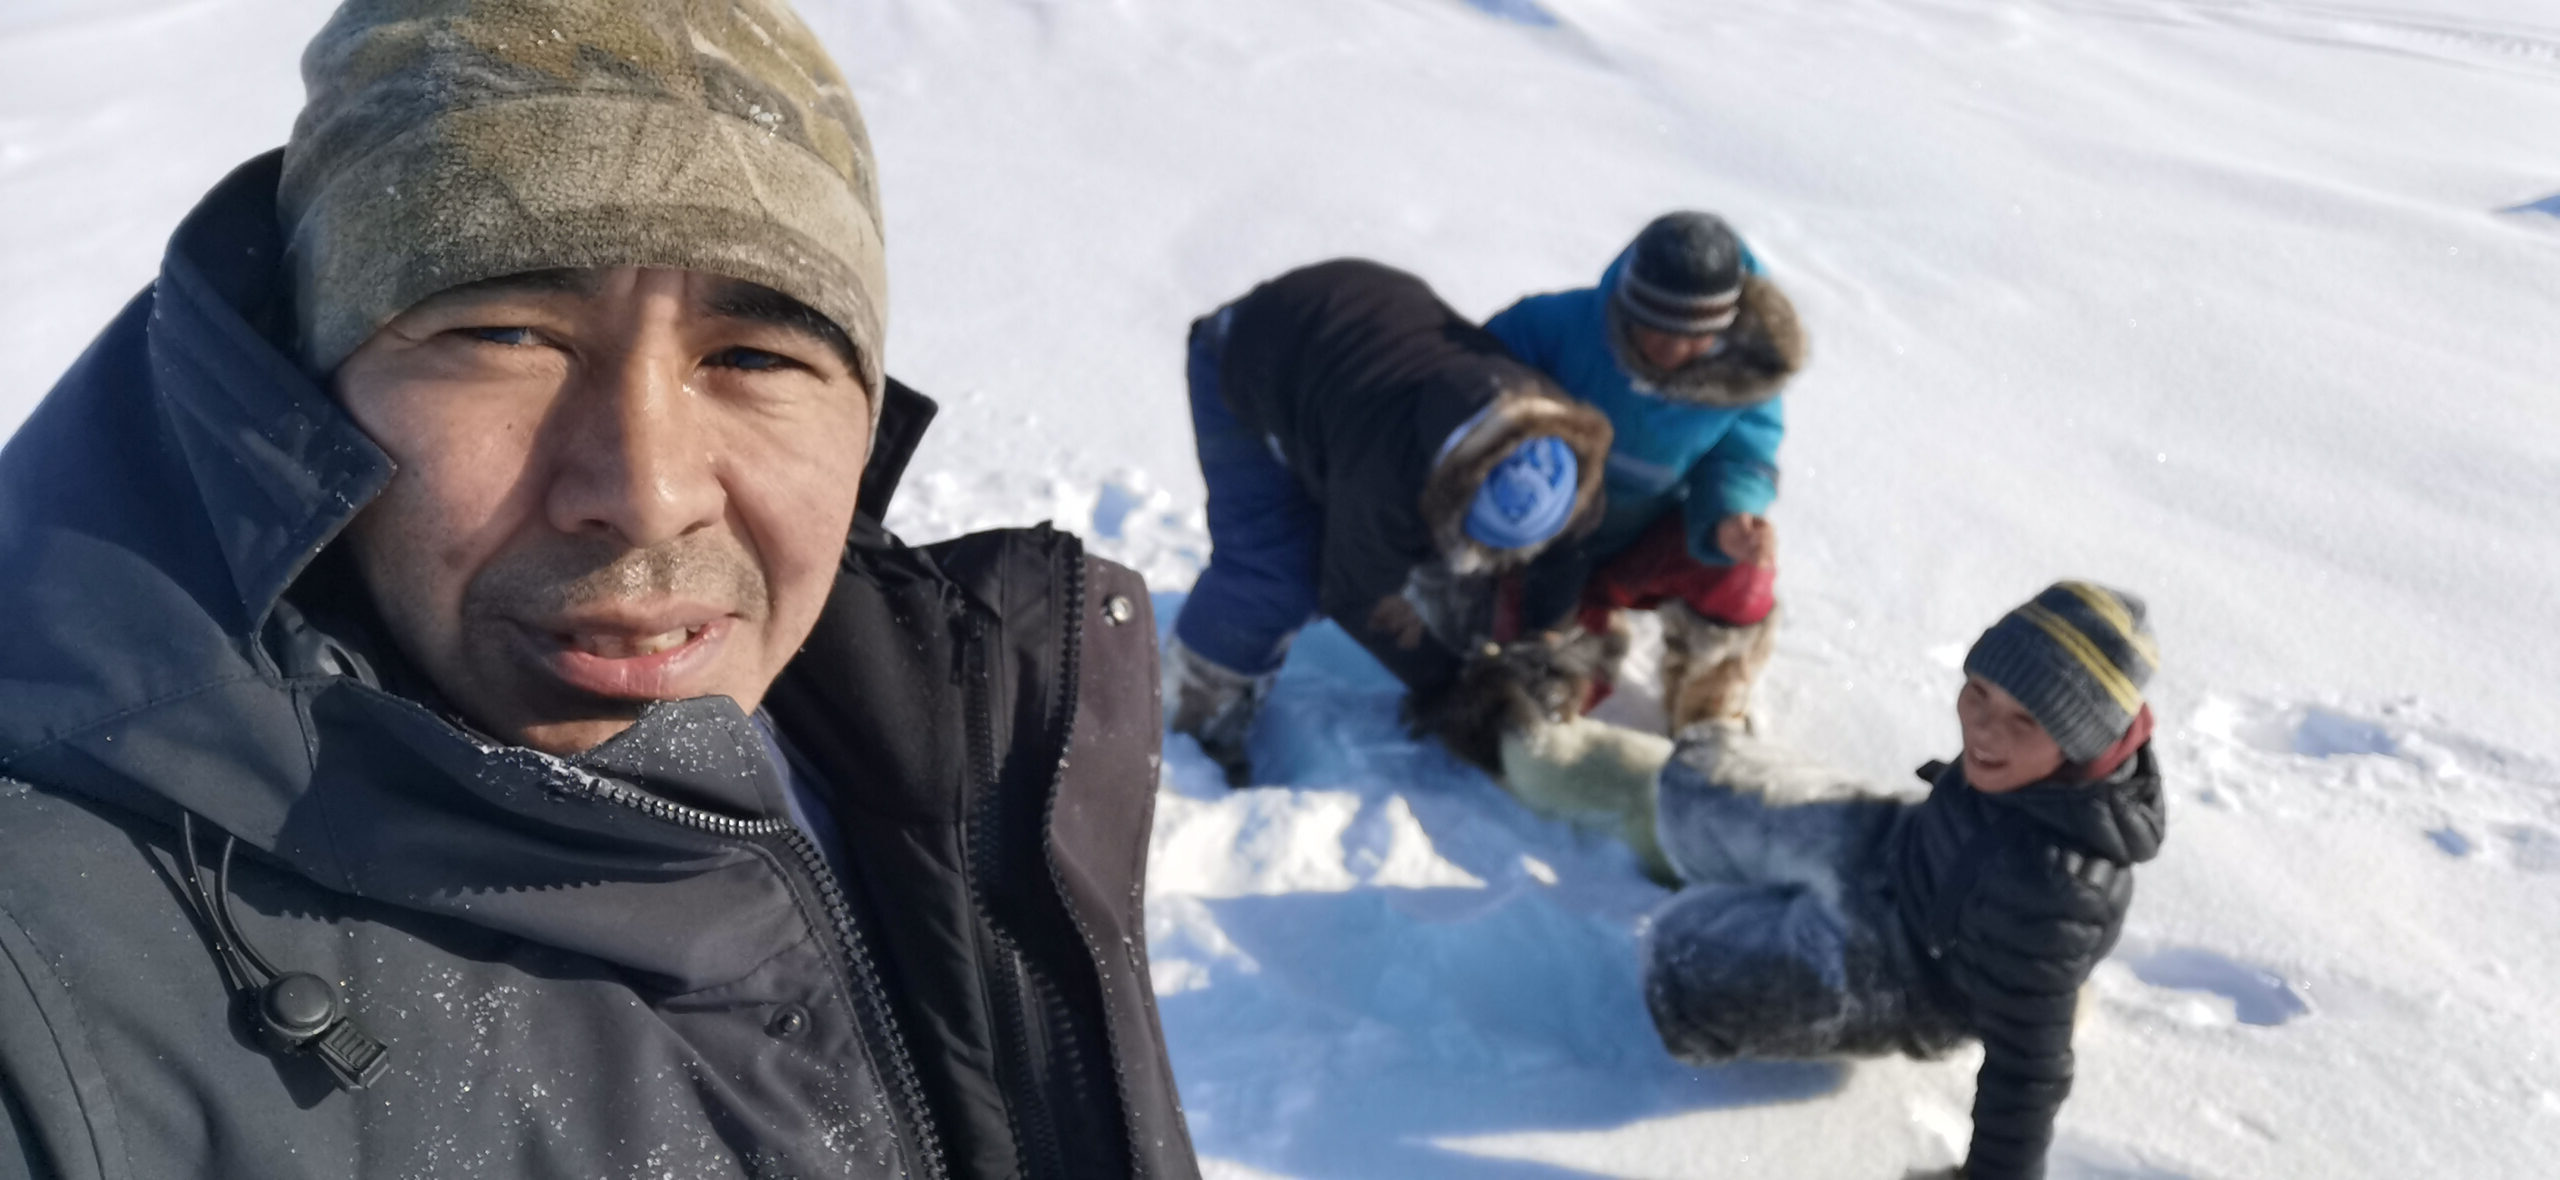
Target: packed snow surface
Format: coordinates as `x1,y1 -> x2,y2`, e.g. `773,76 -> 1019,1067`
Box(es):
6,0 -> 2560,1176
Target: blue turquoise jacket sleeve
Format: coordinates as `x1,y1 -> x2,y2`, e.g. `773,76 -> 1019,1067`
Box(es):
1681,397 -> 1784,562
1483,294 -> 1567,369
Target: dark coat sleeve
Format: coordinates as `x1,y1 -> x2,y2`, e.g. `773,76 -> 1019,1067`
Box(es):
1955,845 -> 2133,1180
1308,406 -> 1468,695
1316,513 -> 1463,694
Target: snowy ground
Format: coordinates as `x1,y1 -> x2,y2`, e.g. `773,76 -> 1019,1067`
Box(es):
7,0 -> 2560,1176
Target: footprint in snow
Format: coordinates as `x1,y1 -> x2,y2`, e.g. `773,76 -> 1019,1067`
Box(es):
2437,823 -> 2560,873
2190,695 -> 2560,788
2190,696 -> 2393,761
2282,707 -> 2397,759
2495,824 -> 2560,873
2123,947 -> 2311,1028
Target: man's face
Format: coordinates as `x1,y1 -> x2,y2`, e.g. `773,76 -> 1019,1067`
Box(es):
334,267 -> 872,755
1628,323 -> 1721,373
1955,675 -> 2066,793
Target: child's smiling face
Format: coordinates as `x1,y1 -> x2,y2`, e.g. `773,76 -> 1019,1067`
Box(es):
1957,675 -> 2067,793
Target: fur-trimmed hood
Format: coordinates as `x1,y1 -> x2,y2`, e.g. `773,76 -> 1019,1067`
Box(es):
1602,252 -> 1807,408
1418,383 -> 1613,574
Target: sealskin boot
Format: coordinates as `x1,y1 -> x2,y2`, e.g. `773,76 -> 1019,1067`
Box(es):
1657,599 -> 1780,733
1166,638 -> 1271,787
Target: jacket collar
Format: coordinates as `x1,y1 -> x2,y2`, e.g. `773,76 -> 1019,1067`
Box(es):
151,151 -> 393,636
1595,250 -> 1803,409
1968,745 -> 2167,866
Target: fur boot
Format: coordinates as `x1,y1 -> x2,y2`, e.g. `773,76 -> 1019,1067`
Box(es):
1497,715 -> 1676,883
1657,599 -> 1780,733
1165,637 -> 1271,786
1653,722 -> 1896,891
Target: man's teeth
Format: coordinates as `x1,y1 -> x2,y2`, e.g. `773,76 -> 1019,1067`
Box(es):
570,628 -> 698,658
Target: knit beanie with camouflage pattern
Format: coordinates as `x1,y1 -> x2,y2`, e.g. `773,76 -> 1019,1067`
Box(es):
278,0 -> 886,401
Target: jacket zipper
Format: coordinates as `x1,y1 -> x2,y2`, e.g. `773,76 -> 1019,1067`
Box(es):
1030,539 -> 1138,1173
566,773 -> 952,1180
962,608 -> 1072,1180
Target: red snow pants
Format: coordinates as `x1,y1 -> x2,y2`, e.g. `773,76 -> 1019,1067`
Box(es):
1492,513 -> 1777,713
1572,514 -> 1778,636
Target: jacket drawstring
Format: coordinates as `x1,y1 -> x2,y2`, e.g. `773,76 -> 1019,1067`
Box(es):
167,812 -> 392,1091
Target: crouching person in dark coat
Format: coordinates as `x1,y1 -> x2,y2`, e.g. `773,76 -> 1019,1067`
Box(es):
1166,259 -> 1612,783
1643,582 -> 2166,1180
0,3 -> 1196,1178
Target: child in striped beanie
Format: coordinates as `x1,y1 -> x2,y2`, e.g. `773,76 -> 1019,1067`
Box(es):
1641,581 -> 2165,1180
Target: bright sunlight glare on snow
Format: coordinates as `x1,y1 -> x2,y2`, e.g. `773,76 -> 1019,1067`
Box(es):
5,0 -> 2559,1176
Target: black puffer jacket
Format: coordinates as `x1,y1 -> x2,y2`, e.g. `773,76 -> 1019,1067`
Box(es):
1890,749 -> 2166,1180
0,153 -> 1195,1180
1215,259 -> 1604,691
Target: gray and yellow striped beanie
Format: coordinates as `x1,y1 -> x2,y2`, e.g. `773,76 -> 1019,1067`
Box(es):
1964,581 -> 2158,765
279,0 -> 886,399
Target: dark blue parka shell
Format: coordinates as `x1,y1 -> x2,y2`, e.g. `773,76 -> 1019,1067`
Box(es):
0,153 -> 1197,1180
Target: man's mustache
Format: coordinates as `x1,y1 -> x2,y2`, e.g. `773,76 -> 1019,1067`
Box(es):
461,533 -> 769,623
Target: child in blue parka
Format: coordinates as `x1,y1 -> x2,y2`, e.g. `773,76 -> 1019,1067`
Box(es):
1484,212 -> 1807,733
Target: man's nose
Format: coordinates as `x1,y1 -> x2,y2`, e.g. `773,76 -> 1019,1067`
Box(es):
542,338 -> 725,549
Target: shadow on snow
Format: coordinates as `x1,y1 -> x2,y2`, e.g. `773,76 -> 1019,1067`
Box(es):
2505,193 -> 2560,218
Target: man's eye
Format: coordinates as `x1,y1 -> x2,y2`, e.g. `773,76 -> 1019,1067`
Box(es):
708,347 -> 796,372
466,326 -> 535,346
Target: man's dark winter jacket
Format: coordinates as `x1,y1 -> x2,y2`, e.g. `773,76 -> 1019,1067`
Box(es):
0,153 -> 1197,1180
1892,750 -> 2166,1180
1213,259 -> 1602,691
